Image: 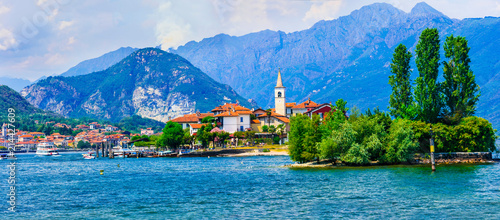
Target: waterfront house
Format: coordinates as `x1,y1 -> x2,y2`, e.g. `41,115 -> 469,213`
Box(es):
170,112 -> 215,129
19,134 -> 34,142
212,103 -> 252,133
304,103 -> 333,120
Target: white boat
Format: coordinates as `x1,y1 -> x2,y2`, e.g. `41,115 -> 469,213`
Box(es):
83,151 -> 96,159
36,142 -> 59,156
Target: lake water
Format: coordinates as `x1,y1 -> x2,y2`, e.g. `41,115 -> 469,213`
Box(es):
1,153 -> 500,219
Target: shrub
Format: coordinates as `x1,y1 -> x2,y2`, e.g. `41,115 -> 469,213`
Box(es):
341,143 -> 370,165
273,136 -> 280,144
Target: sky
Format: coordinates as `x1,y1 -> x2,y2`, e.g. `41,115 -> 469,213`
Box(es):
0,0 -> 499,81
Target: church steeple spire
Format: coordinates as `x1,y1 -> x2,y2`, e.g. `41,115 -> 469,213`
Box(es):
276,68 -> 284,88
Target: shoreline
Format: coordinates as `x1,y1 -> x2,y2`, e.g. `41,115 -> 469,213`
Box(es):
285,158 -> 499,169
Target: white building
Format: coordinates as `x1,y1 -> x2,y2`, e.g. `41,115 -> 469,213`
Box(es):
213,104 -> 252,133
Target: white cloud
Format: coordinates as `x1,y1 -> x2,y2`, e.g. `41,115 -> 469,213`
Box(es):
58,20 -> 74,30
303,1 -> 342,22
67,36 -> 75,45
0,5 -> 10,15
0,28 -> 17,50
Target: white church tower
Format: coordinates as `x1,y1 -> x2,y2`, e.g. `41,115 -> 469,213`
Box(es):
275,68 -> 286,116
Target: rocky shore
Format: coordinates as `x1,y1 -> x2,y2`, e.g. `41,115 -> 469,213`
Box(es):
285,152 -> 497,168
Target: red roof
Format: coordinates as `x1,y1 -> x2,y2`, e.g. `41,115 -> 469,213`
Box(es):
214,111 -> 239,117
189,124 -> 207,129
292,99 -> 320,109
171,115 -> 199,123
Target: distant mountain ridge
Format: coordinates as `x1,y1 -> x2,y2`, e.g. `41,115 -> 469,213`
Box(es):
169,2 -> 500,129
0,77 -> 32,92
60,47 -> 138,77
21,48 -> 255,122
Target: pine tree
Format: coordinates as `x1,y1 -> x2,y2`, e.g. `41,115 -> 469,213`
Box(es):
389,44 -> 413,119
442,35 -> 480,119
415,28 -> 442,123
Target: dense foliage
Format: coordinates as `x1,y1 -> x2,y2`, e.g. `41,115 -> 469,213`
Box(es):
117,115 -> 165,133
388,44 -> 414,119
414,28 -> 442,123
157,121 -> 184,149
289,100 -> 497,165
442,35 -> 480,120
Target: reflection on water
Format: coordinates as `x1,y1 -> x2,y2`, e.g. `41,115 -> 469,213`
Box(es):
1,153 -> 499,219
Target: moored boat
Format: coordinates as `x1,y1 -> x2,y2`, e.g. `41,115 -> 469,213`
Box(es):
36,142 -> 59,156
83,151 -> 96,159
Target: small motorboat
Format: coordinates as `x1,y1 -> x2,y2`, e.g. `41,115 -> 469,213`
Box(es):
83,151 -> 96,159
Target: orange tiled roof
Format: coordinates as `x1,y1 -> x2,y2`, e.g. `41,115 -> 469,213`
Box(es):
20,135 -> 34,138
170,115 -> 199,123
251,119 -> 260,124
276,117 -> 290,123
257,112 -> 286,118
214,111 -> 239,117
189,124 -> 207,129
236,111 -> 253,115
292,99 -> 320,109
29,132 -> 45,135
286,102 -> 297,108
211,103 -> 250,112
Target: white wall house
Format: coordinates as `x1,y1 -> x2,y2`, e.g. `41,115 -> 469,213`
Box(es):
215,111 -> 252,133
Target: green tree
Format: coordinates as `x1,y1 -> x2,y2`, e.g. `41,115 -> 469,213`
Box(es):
318,121 -> 357,162
244,131 -> 257,146
276,124 -> 286,145
183,128 -> 196,148
262,125 -> 269,132
442,35 -> 480,121
157,121 -> 184,150
389,44 -> 414,119
216,131 -> 230,148
201,116 -> 215,123
302,114 -> 322,162
197,123 -> 214,148
288,114 -> 309,163
415,28 -> 442,123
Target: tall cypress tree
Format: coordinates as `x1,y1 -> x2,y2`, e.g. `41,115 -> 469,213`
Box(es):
389,44 -> 413,119
415,28 -> 442,123
442,35 -> 480,119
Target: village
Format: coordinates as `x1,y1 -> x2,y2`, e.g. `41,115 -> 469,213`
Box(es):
0,70 -> 334,155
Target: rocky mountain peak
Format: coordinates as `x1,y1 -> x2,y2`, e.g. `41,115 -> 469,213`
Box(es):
410,2 -> 446,17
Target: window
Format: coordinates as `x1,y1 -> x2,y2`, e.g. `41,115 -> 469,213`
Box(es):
240,117 -> 243,122
240,126 -> 244,131
277,91 -> 282,97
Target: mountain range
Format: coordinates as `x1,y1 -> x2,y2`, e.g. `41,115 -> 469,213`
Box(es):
21,48 -> 254,122
170,2 -> 500,129
59,47 -> 138,77
16,2 -> 500,131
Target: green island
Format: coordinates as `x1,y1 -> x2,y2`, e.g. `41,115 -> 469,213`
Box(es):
287,28 -> 498,167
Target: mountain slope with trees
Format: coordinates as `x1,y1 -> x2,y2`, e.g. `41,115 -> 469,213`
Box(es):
21,48 -> 255,122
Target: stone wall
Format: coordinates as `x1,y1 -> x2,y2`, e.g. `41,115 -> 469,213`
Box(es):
415,152 -> 493,164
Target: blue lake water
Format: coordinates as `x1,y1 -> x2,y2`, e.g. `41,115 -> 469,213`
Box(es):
1,153 -> 500,219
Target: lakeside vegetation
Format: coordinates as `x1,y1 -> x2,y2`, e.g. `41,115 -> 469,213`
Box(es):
289,29 -> 498,165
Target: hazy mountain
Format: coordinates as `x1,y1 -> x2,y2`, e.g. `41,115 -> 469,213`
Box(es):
171,2 -> 500,129
21,48 -> 255,122
59,47 -> 138,77
0,85 -> 42,115
0,77 -> 32,92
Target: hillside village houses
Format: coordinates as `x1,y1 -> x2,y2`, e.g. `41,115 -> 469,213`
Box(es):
0,121 -> 128,152
168,69 -> 333,137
